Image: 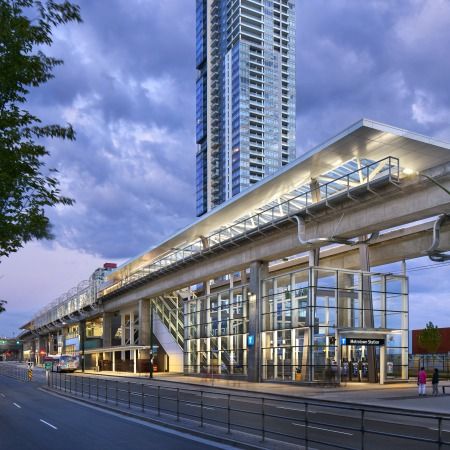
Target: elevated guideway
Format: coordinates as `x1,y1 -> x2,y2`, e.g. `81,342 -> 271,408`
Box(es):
98,119 -> 450,311
21,119 -> 450,376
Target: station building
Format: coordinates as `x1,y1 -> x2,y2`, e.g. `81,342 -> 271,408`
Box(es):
19,119 -> 450,385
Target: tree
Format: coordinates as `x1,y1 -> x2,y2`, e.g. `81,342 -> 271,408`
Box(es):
0,0 -> 82,259
418,321 -> 442,354
0,299 -> 6,313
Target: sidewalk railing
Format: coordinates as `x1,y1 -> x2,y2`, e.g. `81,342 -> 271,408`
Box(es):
0,363 -> 30,381
48,372 -> 450,450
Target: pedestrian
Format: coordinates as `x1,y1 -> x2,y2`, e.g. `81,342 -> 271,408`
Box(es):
417,367 -> 427,396
432,368 -> 439,396
149,353 -> 154,379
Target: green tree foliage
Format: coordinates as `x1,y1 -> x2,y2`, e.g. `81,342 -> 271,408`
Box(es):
418,321 -> 442,354
0,0 -> 82,258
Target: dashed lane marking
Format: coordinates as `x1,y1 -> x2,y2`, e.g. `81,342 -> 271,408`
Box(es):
40,419 -> 58,430
185,403 -> 215,410
292,422 -> 353,436
13,403 -> 21,409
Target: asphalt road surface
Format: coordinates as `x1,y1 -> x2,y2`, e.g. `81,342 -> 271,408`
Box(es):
0,373 -> 235,450
46,372 -> 450,450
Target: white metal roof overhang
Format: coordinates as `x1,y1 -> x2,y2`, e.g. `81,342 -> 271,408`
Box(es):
109,118 -> 450,282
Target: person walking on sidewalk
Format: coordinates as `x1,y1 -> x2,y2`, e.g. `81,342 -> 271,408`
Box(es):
418,367 -> 427,396
149,353 -> 154,379
432,368 -> 439,396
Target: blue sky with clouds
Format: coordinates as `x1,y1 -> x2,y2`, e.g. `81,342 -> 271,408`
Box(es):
1,0 -> 450,337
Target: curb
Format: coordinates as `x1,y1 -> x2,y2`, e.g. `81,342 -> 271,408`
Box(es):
76,373 -> 450,418
40,386 -> 278,450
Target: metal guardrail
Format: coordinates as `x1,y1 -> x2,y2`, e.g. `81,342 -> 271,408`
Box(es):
100,156 -> 401,298
49,373 -> 449,449
0,363 -> 31,382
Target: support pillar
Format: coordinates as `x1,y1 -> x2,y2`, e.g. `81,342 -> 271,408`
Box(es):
138,299 -> 151,359
247,261 -> 268,382
79,320 -> 86,373
102,312 -> 113,349
401,260 -> 409,380
38,336 -> 46,364
359,240 -> 377,383
380,345 -> 386,385
61,328 -> 67,354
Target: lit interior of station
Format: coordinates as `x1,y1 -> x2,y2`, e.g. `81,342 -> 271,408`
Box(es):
20,119 -> 450,385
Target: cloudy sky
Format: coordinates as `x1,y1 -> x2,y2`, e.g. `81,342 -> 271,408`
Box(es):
1,0 -> 450,337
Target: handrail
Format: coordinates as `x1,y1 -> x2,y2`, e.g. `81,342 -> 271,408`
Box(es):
101,157 -> 400,298
47,372 -> 449,450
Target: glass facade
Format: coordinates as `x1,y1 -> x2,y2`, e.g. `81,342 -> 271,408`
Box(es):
261,267 -> 409,382
196,0 -> 296,215
182,267 -> 408,384
184,285 -> 249,376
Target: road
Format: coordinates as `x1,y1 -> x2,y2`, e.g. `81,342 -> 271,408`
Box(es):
0,372 -> 235,450
45,372 -> 450,450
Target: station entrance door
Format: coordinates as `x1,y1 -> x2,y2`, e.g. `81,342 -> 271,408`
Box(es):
340,337 -> 385,383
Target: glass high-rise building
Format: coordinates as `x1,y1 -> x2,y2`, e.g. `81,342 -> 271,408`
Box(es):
196,0 -> 296,216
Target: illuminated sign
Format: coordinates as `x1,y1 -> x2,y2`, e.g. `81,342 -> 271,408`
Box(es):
340,338 -> 385,346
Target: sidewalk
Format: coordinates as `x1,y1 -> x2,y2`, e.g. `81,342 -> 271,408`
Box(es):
81,370 -> 450,416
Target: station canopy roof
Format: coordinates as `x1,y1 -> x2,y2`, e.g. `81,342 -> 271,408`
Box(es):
106,118 -> 450,286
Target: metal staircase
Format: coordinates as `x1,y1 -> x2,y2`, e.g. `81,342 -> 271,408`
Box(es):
152,289 -> 194,349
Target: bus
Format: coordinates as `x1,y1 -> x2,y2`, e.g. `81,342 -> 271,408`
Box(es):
43,355 -> 80,372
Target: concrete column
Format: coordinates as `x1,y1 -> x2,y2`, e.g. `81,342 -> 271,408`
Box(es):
138,299 -> 151,359
401,260 -> 409,380
102,312 -> 113,349
121,312 -> 126,360
359,240 -> 377,383
79,320 -> 86,372
380,345 -> 386,385
247,261 -> 268,382
61,328 -> 67,354
38,336 -> 46,364
31,339 -> 37,365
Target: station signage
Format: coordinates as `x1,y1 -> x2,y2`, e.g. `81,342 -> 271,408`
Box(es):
340,338 -> 385,346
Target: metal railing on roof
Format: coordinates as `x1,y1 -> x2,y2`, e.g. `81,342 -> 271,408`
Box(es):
30,270 -> 107,331
100,157 -> 400,298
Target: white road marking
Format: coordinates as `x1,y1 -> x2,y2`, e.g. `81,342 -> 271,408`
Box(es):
0,393 -> 5,398
13,403 -> 21,409
277,406 -> 306,412
292,422 -> 353,436
186,403 -> 215,410
40,419 -> 58,430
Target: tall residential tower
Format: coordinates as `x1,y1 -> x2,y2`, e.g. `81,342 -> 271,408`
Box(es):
196,0 -> 296,216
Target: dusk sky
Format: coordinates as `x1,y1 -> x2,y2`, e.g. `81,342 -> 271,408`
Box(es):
1,0 -> 450,337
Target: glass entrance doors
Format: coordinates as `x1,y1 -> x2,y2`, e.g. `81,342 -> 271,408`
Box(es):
341,343 -> 379,382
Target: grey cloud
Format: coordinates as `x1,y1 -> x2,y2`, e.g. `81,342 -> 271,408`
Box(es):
23,0 -> 450,263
